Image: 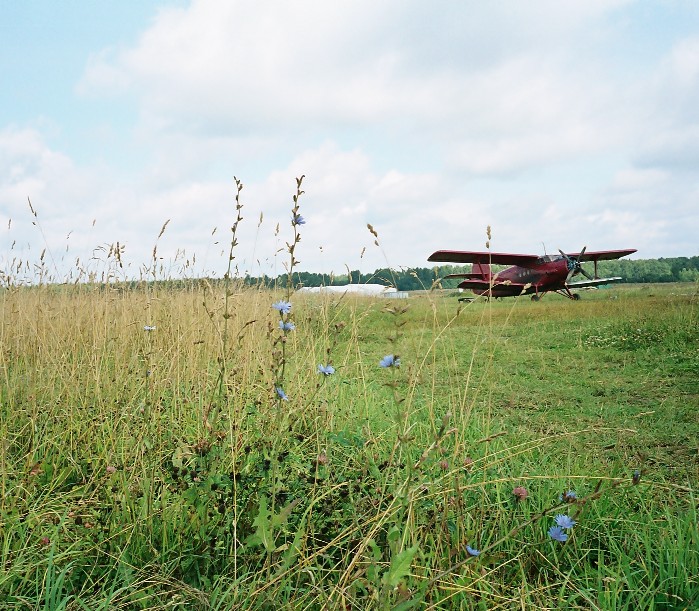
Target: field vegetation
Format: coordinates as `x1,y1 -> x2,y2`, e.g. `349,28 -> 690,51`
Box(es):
1,181 -> 698,609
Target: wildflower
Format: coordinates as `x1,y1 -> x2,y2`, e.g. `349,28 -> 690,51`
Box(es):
379,354 -> 400,368
144,325 -> 156,331
278,320 -> 296,332
466,545 -> 481,557
39,536 -> 50,547
548,526 -> 568,542
316,452 -> 329,466
463,457 -> 474,469
292,213 -> 306,225
317,364 -> 335,376
106,465 -> 117,475
513,486 -> 528,500
439,460 -> 449,471
272,300 -> 292,315
555,514 -> 576,529
275,387 -> 289,401
561,490 -> 578,502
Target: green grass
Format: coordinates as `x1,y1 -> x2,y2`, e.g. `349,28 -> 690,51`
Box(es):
1,279 -> 697,610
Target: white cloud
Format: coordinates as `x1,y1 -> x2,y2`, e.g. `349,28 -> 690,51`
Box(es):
78,0 -> 637,150
632,35 -> 699,166
611,167 -> 668,190
236,143 -> 450,275
0,127 -> 74,206
668,36 -> 699,88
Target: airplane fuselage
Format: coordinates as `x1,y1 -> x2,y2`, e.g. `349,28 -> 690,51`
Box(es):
486,256 -> 570,297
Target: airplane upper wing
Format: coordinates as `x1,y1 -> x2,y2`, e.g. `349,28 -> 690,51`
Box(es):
566,277 -> 624,289
566,249 -> 637,261
428,250 -> 540,266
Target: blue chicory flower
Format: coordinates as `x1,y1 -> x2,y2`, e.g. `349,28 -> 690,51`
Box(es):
555,514 -> 576,529
466,545 -> 480,557
292,213 -> 306,225
278,320 -> 296,332
275,387 -> 289,401
272,300 -> 292,315
379,354 -> 400,368
317,364 -> 335,376
561,489 -> 578,502
548,526 -> 568,542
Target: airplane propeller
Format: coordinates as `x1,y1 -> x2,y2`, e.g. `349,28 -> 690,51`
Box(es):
559,247 -> 594,283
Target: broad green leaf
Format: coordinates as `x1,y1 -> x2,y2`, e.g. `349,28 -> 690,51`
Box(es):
246,496 -> 274,552
383,544 -> 419,588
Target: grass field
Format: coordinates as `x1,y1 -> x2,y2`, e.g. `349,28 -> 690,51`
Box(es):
1,275 -> 697,610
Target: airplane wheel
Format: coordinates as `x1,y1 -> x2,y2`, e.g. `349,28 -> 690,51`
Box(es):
531,294 -> 540,302
571,293 -> 581,301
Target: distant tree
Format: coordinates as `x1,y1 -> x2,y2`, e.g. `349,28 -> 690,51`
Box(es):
678,268 -> 699,282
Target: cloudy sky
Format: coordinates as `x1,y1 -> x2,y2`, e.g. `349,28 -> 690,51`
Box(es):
2,0 -> 698,282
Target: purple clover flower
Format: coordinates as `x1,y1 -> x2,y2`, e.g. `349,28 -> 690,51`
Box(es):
317,364 -> 335,376
513,486 -> 528,500
379,354 -> 400,368
548,526 -> 568,542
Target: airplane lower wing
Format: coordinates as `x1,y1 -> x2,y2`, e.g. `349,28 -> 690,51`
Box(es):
459,277 -> 624,292
457,279 -> 528,293
443,272 -> 488,279
566,277 -> 624,289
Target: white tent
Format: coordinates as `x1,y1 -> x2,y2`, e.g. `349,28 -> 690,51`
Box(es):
297,284 -> 398,296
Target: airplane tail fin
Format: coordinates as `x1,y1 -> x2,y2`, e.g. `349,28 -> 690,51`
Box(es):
472,262 -> 491,281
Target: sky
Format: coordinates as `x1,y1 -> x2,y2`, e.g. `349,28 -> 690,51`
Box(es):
1,0 -> 698,282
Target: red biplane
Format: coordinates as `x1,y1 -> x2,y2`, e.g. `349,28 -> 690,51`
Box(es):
428,247 -> 637,301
